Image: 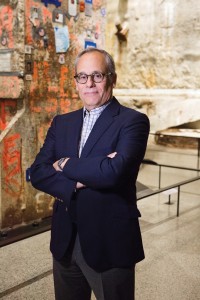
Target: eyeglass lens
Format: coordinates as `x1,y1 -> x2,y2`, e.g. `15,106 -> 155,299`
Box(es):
76,72 -> 104,83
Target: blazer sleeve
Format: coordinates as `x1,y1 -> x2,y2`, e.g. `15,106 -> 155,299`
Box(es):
62,112 -> 150,189
30,116 -> 76,207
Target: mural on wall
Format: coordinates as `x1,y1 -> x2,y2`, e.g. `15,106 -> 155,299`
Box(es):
0,0 -> 106,231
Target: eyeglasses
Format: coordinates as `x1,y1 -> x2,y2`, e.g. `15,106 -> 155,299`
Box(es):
74,72 -> 112,84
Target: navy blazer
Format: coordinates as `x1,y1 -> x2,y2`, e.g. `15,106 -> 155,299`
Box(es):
30,97 -> 150,272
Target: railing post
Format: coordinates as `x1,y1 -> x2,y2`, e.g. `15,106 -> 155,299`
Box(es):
159,165 -> 161,188
177,186 -> 180,217
198,139 -> 200,171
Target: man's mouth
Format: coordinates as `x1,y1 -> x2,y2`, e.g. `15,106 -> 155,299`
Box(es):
84,91 -> 98,95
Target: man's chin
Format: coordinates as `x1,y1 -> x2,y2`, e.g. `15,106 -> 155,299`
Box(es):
84,99 -> 99,107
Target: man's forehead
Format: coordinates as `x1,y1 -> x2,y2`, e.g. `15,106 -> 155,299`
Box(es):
76,52 -> 107,71
78,52 -> 105,63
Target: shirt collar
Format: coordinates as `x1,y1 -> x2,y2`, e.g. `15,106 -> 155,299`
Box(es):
83,98 -> 112,116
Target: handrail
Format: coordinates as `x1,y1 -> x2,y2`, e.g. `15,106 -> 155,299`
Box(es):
142,159 -> 200,188
139,159 -> 200,217
1,162 -> 199,247
137,176 -> 200,200
143,159 -> 200,172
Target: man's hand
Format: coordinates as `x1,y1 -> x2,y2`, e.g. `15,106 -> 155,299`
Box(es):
53,158 -> 85,189
53,158 -> 69,171
76,182 -> 86,189
107,152 -> 117,158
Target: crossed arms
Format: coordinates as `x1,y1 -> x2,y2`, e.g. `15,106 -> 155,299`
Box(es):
53,152 -> 117,189
30,112 -> 149,206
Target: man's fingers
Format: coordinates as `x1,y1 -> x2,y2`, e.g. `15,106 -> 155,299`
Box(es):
76,182 -> 86,189
107,152 -> 117,158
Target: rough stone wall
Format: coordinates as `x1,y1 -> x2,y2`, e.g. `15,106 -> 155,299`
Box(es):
106,0 -> 200,89
105,0 -> 200,146
114,88 -> 200,132
0,0 -> 106,230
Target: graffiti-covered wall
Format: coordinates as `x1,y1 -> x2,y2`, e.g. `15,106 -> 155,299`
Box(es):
0,0 -> 106,230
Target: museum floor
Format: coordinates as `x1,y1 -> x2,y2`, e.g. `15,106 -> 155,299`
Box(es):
0,144 -> 200,300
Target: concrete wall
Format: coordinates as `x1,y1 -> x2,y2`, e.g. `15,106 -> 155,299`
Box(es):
105,0 -> 200,142
106,0 -> 200,89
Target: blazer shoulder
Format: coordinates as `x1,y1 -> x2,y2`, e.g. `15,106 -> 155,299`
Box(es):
111,97 -> 149,125
113,97 -> 147,115
120,103 -> 149,119
53,108 -> 83,122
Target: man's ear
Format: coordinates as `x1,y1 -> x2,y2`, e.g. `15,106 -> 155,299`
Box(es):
112,73 -> 117,87
75,79 -> 79,91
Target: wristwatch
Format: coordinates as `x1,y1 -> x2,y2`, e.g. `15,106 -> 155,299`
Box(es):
58,157 -> 66,171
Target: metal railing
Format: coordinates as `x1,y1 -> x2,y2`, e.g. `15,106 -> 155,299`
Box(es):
139,159 -> 200,217
1,160 -> 199,247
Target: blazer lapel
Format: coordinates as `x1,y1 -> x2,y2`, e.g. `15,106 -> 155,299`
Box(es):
63,109 -> 83,157
80,98 -> 120,158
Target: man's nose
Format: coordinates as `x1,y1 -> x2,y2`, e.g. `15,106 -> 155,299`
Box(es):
86,75 -> 95,87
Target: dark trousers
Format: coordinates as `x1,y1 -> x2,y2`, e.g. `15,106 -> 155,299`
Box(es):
53,234 -> 135,300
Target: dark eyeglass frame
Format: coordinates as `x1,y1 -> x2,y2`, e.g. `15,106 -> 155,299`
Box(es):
74,72 -> 112,84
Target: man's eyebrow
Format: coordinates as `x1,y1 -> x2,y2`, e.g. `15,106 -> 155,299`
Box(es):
78,70 -> 103,74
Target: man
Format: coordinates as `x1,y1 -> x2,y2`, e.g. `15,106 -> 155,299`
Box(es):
30,48 -> 150,300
